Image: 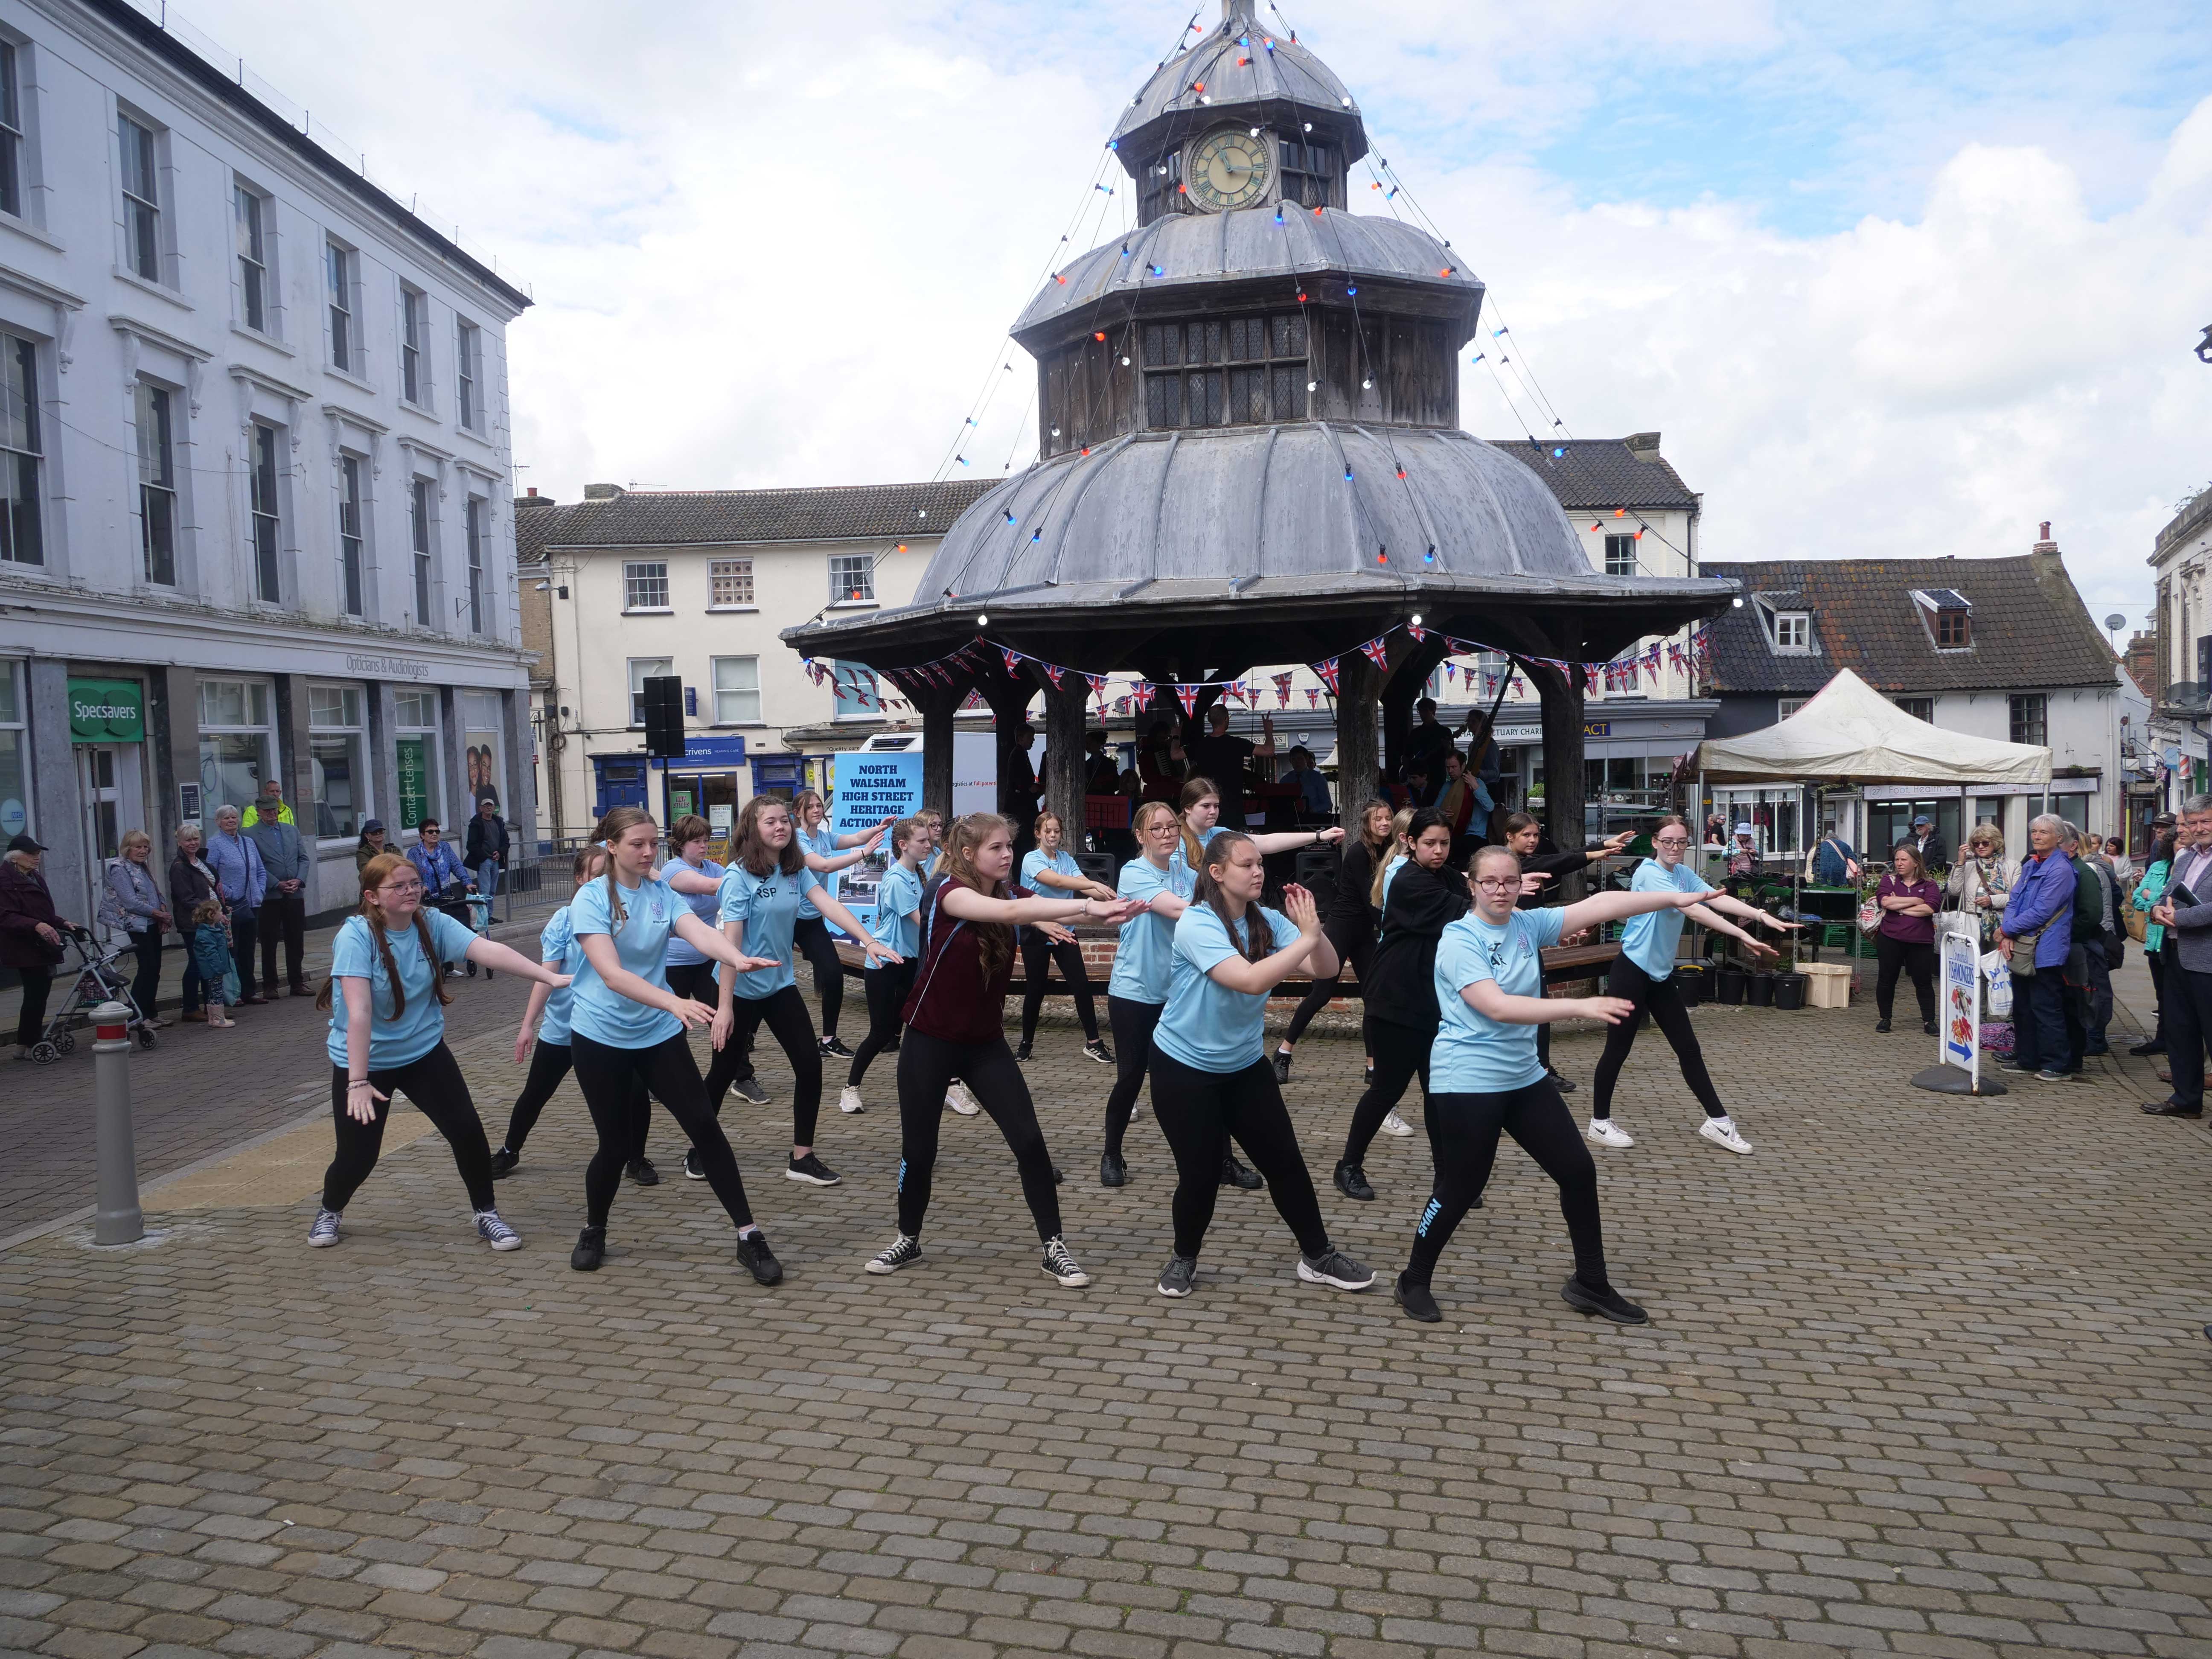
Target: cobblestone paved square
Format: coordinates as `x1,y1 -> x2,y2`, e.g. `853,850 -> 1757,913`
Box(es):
3,994 -> 2209,1659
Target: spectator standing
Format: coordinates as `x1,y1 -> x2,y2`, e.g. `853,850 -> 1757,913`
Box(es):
189,899 -> 238,1027
464,797 -> 509,901
2145,795 -> 2212,1117
1182,706 -> 1274,828
407,819 -> 474,972
2104,837 -> 2133,883
169,823 -> 222,1022
99,830 -> 171,1025
246,786 -> 313,996
1909,813 -> 1947,870
1279,746 -> 1333,820
1,833 -> 71,1060
355,820 -> 388,878
2129,827 -> 2177,1057
2066,824 -> 2118,1060
205,805 -> 269,1004
1944,823 -> 2017,949
1805,829 -> 1860,885
1872,843 -> 1941,1035
1400,698 -> 1455,785
1997,812 -> 2078,1083
1726,824 -> 1760,880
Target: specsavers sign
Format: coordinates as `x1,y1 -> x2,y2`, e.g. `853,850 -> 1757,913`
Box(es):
68,678 -> 144,742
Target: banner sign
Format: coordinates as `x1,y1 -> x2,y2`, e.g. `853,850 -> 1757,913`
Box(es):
1940,920 -> 1980,1089
68,678 -> 143,742
826,750 -> 925,937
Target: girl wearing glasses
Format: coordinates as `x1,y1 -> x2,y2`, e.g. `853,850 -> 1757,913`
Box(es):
309,853 -> 572,1252
1587,815 -> 1799,1156
1393,844 -> 1708,1325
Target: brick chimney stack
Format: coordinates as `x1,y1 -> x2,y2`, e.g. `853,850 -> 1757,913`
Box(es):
2033,521 -> 2059,556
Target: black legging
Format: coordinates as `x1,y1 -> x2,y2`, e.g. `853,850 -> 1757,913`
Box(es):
504,1038 -> 649,1160
126,931 -> 162,1019
1341,1016 -> 1433,1168
1019,929 -> 1100,1045
1590,956 -> 1726,1123
1874,933 -> 1936,1024
2148,949 -> 2168,1045
793,916 -> 844,1038
1103,995 -> 1162,1157
664,960 -> 718,1005
894,1025 -> 1062,1242
321,1042 -> 494,1213
571,1030 -> 754,1231
848,960 -> 916,1088
1281,912 -> 1377,1046
1406,1080 -> 1607,1290
704,983 -> 823,1146
1148,1048 -> 1330,1261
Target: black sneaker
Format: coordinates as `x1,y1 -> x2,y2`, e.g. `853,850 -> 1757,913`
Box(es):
1876,1019 -> 1892,1033
1083,1038 -> 1114,1065
818,1035 -> 854,1060
1272,1049 -> 1292,1084
490,1147 -> 519,1180
1040,1237 -> 1091,1287
1546,1068 -> 1577,1094
1099,1150 -> 1126,1187
1156,1254 -> 1197,1298
1333,1161 -> 1375,1202
684,1149 -> 704,1180
735,1229 -> 783,1285
786,1152 -> 841,1186
728,1074 -> 771,1105
2130,1038 -> 2167,1056
1015,1040 -> 1033,1062
570,1226 -> 606,1272
1296,1249 -> 1374,1292
865,1233 -> 922,1275
626,1156 -> 659,1187
1393,1274 -> 1441,1323
1561,1277 -> 1647,1324
1997,1060 -> 2035,1075
1220,1153 -> 1263,1190
1926,1020 -> 1939,1036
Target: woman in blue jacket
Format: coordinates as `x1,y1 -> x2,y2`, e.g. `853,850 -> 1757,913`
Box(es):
1998,812 -> 2078,1081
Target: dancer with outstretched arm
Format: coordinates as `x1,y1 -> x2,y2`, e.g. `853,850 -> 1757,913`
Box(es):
838,816 -> 926,1117
1016,810 -> 1115,1064
1097,802 -> 1193,1187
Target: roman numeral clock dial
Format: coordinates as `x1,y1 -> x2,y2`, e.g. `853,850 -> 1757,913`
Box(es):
1187,128 -> 1271,212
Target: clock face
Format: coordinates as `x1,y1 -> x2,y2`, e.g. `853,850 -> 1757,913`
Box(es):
1186,128 -> 1272,212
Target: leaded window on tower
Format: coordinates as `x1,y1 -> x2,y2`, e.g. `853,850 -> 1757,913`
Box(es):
1277,139 -> 1340,210
1142,314 -> 1307,430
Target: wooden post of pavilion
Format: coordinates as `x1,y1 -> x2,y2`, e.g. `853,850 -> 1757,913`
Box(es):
1335,648 -> 1380,835
912,678 -> 962,822
1528,660 -> 1589,899
1037,666 -> 1091,846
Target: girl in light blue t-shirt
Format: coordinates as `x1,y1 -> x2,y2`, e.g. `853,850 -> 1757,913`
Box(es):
839,817 -> 929,1115
786,788 -> 894,1063
1016,809 -> 1116,1065
1098,802 -> 1194,1188
309,851 -> 570,1256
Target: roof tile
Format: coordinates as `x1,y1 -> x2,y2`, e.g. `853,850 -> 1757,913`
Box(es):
1482,437 -> 1700,512
527,479 -> 998,551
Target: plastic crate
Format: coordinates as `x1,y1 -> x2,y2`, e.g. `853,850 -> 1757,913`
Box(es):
1802,962 -> 1851,1008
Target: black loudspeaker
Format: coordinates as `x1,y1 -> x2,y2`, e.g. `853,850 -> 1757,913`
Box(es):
642,675 -> 687,759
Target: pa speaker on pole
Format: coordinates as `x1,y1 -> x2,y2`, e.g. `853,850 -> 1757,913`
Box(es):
642,675 -> 686,759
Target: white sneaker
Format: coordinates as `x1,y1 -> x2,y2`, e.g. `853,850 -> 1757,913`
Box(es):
946,1082 -> 981,1116
1699,1118 -> 1754,1155
838,1085 -> 865,1115
1380,1110 -> 1415,1138
1587,1118 -> 1636,1149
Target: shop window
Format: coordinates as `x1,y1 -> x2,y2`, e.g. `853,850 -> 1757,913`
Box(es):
1,329 -> 43,566
2009,693 -> 2046,748
712,655 -> 760,723
196,677 -> 274,819
393,689 -> 442,832
0,658 -> 28,844
709,556 -> 753,607
309,683 -> 369,838
624,559 -> 670,611
460,690 -> 505,818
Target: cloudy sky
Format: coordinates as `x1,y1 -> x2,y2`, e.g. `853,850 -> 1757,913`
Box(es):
183,0 -> 2212,628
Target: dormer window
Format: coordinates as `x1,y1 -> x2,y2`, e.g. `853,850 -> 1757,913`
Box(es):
1912,588 -> 1973,649
1773,611 -> 1810,652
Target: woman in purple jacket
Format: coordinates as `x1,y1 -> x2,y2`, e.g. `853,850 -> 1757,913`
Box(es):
1998,813 -> 2077,1082
1873,844 -> 1941,1034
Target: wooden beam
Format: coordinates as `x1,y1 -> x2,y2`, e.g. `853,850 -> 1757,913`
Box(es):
1038,667 -> 1091,848
1527,661 -> 1588,900
1335,647 -> 1380,836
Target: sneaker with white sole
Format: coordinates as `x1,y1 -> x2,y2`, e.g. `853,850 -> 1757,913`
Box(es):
1041,1237 -> 1091,1287
307,1207 -> 342,1247
946,1082 -> 981,1116
1698,1118 -> 1754,1155
474,1209 -> 523,1252
786,1152 -> 841,1186
1587,1118 -> 1636,1149
865,1233 -> 923,1275
1380,1110 -> 1414,1138
838,1085 -> 866,1114
1297,1249 -> 1375,1292
728,1073 -> 771,1106
1156,1254 -> 1197,1298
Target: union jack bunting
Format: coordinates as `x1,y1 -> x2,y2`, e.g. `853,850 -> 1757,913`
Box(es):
1042,662 -> 1064,688
1272,672 -> 1293,707
1359,637 -> 1391,670
1174,684 -> 1200,717
1307,688 -> 1321,708
1406,622 -> 1426,643
1085,673 -> 1108,699
1001,648 -> 1023,677
1313,658 -> 1341,694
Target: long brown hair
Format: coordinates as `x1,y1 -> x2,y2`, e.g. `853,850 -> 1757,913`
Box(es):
735,795 -> 805,879
1357,798 -> 1393,853
1371,806 -> 1415,908
1178,774 -> 1219,868
595,805 -> 656,933
314,851 -> 452,1018
1191,830 -> 1272,965
942,812 -> 1016,982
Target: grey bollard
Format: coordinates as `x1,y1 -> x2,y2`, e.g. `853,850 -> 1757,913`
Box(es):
91,1001 -> 144,1245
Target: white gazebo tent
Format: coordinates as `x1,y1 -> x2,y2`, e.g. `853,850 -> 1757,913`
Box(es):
1698,668 -> 2054,792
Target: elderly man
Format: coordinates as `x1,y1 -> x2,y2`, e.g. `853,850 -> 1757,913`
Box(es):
204,804 -> 268,1004
246,783 -> 312,996
1997,812 -> 2077,1081
1909,813 -> 1947,870
2145,795 -> 2212,1117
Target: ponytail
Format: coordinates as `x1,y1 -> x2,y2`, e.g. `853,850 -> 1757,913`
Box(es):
594,805 -> 655,934
315,851 -> 453,1018
1189,830 -> 1271,965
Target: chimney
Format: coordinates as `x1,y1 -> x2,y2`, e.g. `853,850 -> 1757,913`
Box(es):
583,482 -> 624,500
527,486 -> 538,497
515,488 -> 555,509
1626,431 -> 1662,462
2032,521 -> 2059,557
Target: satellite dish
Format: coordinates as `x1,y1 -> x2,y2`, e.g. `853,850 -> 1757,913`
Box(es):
2104,613 -> 2127,632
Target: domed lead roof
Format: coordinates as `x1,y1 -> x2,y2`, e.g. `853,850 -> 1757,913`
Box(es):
1014,207 -> 1478,343
1111,4 -> 1366,165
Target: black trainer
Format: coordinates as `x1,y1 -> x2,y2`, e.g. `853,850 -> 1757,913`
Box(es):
866,1233 -> 923,1275
1546,1068 -> 1577,1094
735,1229 -> 783,1285
1156,1255 -> 1197,1298
684,1149 -> 704,1180
728,1074 -> 771,1105
2131,1038 -> 2167,1056
1333,1161 -> 1375,1202
1099,1150 -> 1126,1187
1015,1040 -> 1033,1062
1561,1277 -> 1648,1324
1876,1019 -> 1892,1033
1083,1038 -> 1115,1065
1220,1153 -> 1263,1190
1272,1049 -> 1292,1084
818,1035 -> 854,1060
786,1152 -> 841,1186
490,1147 -> 519,1180
626,1156 -> 659,1186
1393,1274 -> 1441,1323
570,1226 -> 606,1272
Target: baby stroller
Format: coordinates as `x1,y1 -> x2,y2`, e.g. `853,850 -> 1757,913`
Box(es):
25,926 -> 160,1064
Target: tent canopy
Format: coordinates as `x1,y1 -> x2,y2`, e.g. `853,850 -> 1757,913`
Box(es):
1698,668 -> 2053,787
